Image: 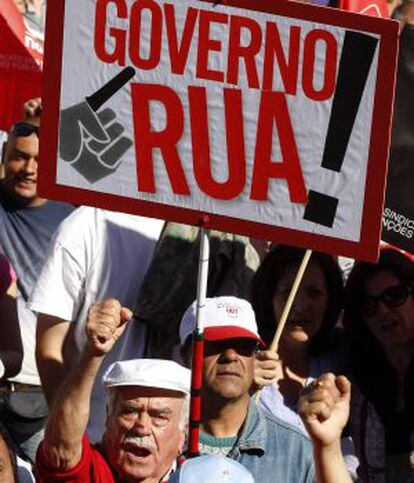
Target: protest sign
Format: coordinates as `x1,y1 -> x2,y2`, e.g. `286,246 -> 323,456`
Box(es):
381,24 -> 414,256
39,0 -> 398,262
0,0 -> 43,130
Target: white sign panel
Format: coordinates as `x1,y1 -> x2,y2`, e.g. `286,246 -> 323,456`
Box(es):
40,0 -> 399,260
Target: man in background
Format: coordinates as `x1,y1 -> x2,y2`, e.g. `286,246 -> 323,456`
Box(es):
29,110 -> 164,442
180,297 -> 352,482
0,99 -> 74,462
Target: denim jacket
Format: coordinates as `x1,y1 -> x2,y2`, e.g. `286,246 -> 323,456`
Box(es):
226,399 -> 316,482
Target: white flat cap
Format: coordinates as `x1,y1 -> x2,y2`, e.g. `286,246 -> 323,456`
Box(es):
103,359 -> 191,396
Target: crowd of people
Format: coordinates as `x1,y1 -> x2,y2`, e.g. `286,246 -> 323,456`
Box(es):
0,0 -> 413,482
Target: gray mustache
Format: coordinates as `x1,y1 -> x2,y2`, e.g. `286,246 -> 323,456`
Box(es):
123,435 -> 156,449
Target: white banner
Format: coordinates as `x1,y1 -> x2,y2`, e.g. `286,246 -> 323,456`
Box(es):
40,0 -> 399,260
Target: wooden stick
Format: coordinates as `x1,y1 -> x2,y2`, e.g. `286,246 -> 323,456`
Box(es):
254,249 -> 313,404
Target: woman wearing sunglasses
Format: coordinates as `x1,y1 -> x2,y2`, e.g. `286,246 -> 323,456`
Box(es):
344,248 -> 414,482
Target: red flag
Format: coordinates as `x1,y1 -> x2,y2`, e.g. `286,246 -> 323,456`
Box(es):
338,0 -> 390,18
0,0 -> 43,131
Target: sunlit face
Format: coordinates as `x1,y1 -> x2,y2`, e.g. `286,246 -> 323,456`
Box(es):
104,387 -> 186,482
2,134 -> 43,207
272,261 -> 328,347
363,270 -> 414,350
202,338 -> 256,401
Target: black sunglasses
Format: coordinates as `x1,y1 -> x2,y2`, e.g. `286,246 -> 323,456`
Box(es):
11,122 -> 39,137
362,283 -> 413,318
204,339 -> 260,357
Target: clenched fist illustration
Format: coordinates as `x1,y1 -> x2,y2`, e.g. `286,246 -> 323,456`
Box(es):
59,67 -> 135,183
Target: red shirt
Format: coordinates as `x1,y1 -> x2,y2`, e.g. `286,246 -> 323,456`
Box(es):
36,436 -> 179,482
36,436 -> 115,482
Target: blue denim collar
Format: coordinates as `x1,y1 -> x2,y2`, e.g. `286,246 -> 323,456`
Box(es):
229,399 -> 266,456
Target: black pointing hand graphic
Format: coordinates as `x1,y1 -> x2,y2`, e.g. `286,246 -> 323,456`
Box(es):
59,67 -> 135,183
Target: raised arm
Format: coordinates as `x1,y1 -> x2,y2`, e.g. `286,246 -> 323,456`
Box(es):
298,373 -> 352,483
41,299 -> 132,470
36,314 -> 71,405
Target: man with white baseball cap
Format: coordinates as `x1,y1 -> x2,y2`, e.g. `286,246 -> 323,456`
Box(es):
35,299 -> 190,483
180,296 -> 353,483
180,296 -> 265,349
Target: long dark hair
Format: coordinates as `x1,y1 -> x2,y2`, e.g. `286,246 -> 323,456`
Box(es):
250,245 -> 344,355
343,249 -> 414,423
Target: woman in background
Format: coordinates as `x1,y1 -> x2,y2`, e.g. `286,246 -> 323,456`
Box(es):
250,245 -> 358,478
344,248 -> 414,482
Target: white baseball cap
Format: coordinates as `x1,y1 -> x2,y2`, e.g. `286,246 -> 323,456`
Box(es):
102,359 -> 191,396
179,296 -> 265,347
169,455 -> 254,482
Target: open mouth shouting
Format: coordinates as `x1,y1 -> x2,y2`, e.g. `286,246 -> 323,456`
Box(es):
122,442 -> 154,462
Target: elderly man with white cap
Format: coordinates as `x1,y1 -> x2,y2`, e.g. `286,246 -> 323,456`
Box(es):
180,296 -> 353,483
35,299 -> 190,482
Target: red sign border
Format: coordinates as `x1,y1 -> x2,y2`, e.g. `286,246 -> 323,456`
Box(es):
39,0 -> 399,262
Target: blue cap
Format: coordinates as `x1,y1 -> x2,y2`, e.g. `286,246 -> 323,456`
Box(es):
169,455 -> 254,482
